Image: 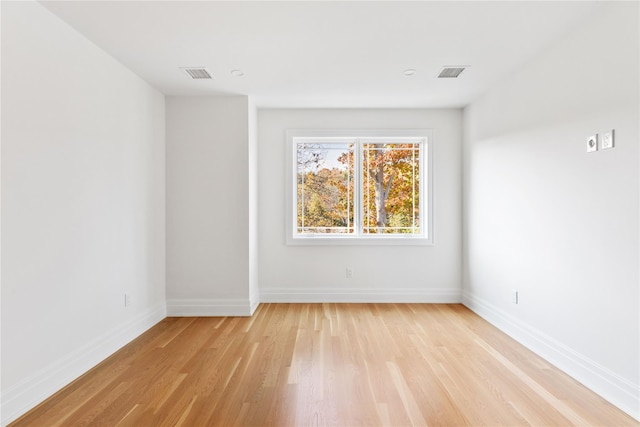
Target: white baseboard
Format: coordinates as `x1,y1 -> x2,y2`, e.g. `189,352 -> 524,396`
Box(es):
166,298 -> 254,316
462,290 -> 640,421
249,295 -> 260,315
260,287 -> 461,303
1,303 -> 167,426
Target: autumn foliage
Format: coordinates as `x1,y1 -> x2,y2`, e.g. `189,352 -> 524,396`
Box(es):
297,142 -> 420,235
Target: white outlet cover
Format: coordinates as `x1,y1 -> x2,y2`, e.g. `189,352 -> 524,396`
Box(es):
601,130 -> 614,149
587,134 -> 598,153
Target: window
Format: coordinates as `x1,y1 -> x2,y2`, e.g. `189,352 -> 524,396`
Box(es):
287,130 -> 433,245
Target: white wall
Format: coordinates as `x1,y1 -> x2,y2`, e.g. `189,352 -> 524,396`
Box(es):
1,2 -> 166,424
462,2 -> 639,419
258,109 -> 462,302
166,96 -> 256,315
248,99 -> 260,311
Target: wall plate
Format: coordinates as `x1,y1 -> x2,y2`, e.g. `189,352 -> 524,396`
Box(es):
601,129 -> 614,149
587,134 -> 598,153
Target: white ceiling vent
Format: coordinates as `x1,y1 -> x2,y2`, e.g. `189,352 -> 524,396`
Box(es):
437,67 -> 467,79
181,67 -> 213,80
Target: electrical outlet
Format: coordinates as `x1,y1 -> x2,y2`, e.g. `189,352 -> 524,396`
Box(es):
587,134 -> 598,153
125,293 -> 131,307
601,129 -> 614,150
511,290 -> 518,305
346,268 -> 353,278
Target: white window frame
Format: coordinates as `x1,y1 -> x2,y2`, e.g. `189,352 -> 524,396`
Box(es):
286,129 -> 433,246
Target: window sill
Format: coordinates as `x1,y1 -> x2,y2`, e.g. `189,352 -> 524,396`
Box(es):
286,236 -> 433,246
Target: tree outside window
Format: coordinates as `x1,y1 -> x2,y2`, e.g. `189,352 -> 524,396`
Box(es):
291,132 -> 430,243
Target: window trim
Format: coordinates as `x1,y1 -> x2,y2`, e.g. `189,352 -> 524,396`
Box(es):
286,129 -> 434,246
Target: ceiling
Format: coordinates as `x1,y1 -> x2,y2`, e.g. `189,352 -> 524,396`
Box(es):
41,1 -> 603,108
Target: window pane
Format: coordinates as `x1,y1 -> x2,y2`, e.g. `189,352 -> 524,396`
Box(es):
362,143 -> 420,235
297,143 -> 354,234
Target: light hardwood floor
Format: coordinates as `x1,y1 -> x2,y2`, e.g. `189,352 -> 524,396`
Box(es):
10,304 -> 639,426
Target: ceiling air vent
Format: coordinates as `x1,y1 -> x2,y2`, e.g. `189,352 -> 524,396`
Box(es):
181,67 -> 213,80
437,67 -> 467,79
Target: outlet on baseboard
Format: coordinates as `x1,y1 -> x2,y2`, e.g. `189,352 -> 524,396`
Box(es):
346,268 -> 353,279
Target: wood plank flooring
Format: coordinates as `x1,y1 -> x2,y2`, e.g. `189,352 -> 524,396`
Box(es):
10,304 -> 639,426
